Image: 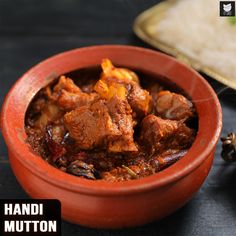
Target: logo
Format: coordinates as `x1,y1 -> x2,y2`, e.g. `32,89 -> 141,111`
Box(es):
220,1 -> 235,16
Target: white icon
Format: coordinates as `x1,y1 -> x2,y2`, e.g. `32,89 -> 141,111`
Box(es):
223,3 -> 232,12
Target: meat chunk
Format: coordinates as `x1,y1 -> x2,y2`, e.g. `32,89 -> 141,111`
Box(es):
56,89 -> 98,111
155,91 -> 194,121
139,115 -> 195,152
34,101 -> 64,131
64,100 -> 118,150
64,97 -> 137,152
100,58 -> 140,84
50,76 -> 98,111
94,79 -> 127,100
107,96 -> 138,152
53,75 -> 81,94
128,83 -> 152,118
94,59 -> 152,118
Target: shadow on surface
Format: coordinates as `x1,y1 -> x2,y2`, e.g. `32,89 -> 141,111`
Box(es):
62,202 -> 194,236
210,163 -> 236,214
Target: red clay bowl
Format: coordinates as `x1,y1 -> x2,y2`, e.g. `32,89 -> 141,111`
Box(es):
1,45 -> 222,229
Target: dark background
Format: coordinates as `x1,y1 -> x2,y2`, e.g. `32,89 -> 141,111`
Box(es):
0,0 -> 236,235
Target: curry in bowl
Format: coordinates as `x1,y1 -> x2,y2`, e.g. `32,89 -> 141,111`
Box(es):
25,59 -> 197,182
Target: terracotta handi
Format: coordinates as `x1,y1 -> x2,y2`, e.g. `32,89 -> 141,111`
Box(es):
1,45 -> 222,228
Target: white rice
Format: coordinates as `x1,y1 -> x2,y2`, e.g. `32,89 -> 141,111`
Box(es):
155,0 -> 236,80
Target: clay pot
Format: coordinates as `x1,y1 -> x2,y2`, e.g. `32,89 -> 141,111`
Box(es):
1,45 -> 222,228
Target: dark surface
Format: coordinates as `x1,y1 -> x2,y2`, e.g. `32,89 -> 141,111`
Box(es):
0,0 -> 235,235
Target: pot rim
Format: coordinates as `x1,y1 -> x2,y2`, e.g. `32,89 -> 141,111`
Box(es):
1,45 -> 222,196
